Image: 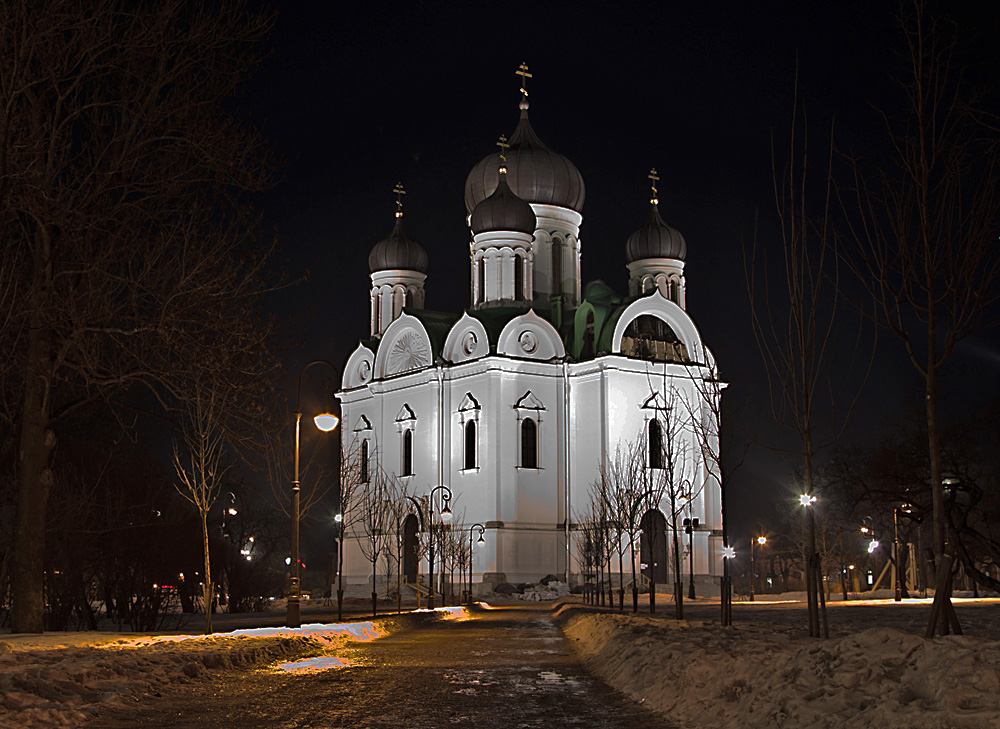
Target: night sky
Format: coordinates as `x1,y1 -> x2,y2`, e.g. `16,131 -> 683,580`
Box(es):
245,1 -> 1000,544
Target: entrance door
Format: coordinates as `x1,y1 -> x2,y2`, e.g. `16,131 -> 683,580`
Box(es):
403,514 -> 419,584
640,509 -> 668,584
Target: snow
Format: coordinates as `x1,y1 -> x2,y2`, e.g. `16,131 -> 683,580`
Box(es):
1,598 -> 998,728
558,594 -> 1000,729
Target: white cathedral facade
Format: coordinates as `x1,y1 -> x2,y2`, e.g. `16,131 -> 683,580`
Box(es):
337,77 -> 724,595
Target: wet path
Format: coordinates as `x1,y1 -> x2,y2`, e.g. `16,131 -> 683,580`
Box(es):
92,605 -> 674,728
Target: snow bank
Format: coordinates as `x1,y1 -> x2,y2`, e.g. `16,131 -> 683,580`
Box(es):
0,614 -> 428,729
558,606 -> 1000,729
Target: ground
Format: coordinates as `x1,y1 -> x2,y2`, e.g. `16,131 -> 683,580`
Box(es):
1,592 -> 998,728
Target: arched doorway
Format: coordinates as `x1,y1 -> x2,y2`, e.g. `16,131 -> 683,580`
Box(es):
403,514 -> 419,584
640,509 -> 668,584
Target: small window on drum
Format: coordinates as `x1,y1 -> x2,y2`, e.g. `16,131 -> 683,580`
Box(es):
465,420 -> 477,470
521,418 -> 538,469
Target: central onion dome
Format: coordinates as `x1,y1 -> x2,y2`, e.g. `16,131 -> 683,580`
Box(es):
470,168 -> 537,234
626,201 -> 687,262
368,215 -> 428,273
465,96 -> 585,215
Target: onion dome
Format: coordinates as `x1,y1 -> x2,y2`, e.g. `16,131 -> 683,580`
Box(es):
465,95 -> 585,214
368,215 -> 428,273
626,202 -> 687,263
470,167 -> 536,234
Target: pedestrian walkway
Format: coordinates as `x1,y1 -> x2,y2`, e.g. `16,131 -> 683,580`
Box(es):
92,603 -> 675,728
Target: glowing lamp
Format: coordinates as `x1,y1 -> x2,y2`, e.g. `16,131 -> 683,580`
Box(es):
799,494 -> 816,507
722,546 -> 736,559
314,413 -> 339,432
757,536 -> 767,546
440,505 -> 453,522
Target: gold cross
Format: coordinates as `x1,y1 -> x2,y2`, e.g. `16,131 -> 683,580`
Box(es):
394,182 -> 406,217
516,62 -> 532,97
497,134 -> 509,173
648,168 -> 659,205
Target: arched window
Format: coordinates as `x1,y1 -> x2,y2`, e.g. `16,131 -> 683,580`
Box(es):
514,253 -> 524,301
402,429 -> 413,476
521,418 -> 537,469
648,419 -> 663,469
551,241 -> 562,296
361,440 -> 369,483
465,420 -> 477,469
478,258 -> 486,304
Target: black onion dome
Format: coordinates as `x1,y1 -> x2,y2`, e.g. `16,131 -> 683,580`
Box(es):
368,217 -> 428,273
626,203 -> 687,262
470,173 -> 537,235
464,102 -> 585,214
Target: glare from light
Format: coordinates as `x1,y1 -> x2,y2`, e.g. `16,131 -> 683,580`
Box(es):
799,494 -> 816,507
757,536 -> 767,546
334,513 -> 343,523
867,539 -> 880,553
314,413 -> 340,432
721,545 -> 736,559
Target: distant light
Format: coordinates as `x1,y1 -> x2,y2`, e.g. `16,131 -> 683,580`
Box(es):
757,536 -> 767,546
334,513 -> 343,523
285,557 -> 291,565
799,494 -> 816,507
228,508 -> 237,516
314,413 -> 340,432
249,536 -> 255,543
868,539 -> 880,553
722,546 -> 736,559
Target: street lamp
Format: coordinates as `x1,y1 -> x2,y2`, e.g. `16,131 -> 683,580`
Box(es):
407,485 -> 452,609
467,523 -> 486,605
288,359 -> 341,629
750,535 -> 766,601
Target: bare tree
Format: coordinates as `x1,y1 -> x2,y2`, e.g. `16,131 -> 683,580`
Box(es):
839,0 -> 1000,636
172,378 -> 233,634
745,73 -> 875,636
0,0 -> 278,633
355,463 -> 400,617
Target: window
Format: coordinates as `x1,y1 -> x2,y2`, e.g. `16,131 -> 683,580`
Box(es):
551,241 -> 562,296
514,253 -> 524,301
478,258 -> 486,303
405,288 -> 414,308
465,420 -> 477,469
649,419 -> 663,469
361,440 -> 369,483
521,418 -> 537,468
402,429 -> 413,476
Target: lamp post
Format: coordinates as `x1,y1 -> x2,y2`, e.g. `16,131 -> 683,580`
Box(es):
683,512 -> 700,600
467,523 -> 485,605
407,485 -> 452,609
288,359 -> 341,629
750,535 -> 766,601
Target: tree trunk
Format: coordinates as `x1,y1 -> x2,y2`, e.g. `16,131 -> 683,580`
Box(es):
11,319 -> 56,634
202,512 -> 213,634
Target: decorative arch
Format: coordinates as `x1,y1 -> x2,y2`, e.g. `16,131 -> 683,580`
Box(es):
611,290 -> 705,363
375,313 -> 433,379
442,313 -> 490,363
498,309 -> 565,360
343,343 -> 376,389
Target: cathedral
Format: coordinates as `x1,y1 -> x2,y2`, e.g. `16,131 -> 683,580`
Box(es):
336,68 -> 724,596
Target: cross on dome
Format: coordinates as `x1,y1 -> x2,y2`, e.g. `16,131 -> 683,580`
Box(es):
394,182 -> 406,218
516,62 -> 531,97
648,168 -> 659,206
497,134 -> 509,173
